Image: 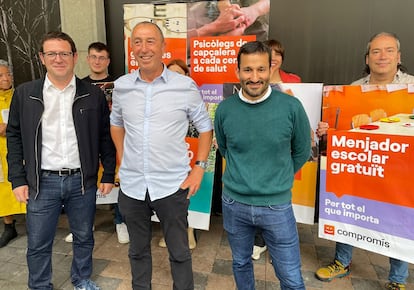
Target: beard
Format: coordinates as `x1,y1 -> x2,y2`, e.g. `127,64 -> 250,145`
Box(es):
240,79 -> 269,99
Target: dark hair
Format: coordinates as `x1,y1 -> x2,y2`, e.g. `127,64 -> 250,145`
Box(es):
88,42 -> 110,58
237,41 -> 271,69
167,59 -> 189,75
132,21 -> 164,42
263,39 -> 285,61
40,31 -> 77,53
363,32 -> 405,74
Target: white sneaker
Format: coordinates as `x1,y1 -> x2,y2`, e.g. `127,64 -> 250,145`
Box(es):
252,245 -> 267,260
116,223 -> 129,244
65,226 -> 94,243
65,233 -> 73,243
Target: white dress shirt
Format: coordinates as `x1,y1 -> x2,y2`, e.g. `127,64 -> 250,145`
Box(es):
41,75 -> 81,170
111,67 -> 213,201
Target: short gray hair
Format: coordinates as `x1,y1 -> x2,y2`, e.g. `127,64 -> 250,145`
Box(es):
0,59 -> 9,68
366,32 -> 400,56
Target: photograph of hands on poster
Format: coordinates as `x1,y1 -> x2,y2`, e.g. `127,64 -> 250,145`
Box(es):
319,84 -> 414,263
188,0 -> 269,85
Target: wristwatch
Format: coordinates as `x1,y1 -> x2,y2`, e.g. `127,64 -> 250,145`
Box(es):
195,160 -> 208,170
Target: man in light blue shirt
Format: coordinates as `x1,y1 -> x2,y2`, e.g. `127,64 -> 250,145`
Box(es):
110,22 -> 213,290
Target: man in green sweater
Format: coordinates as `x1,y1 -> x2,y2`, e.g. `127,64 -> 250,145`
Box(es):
214,41 -> 310,290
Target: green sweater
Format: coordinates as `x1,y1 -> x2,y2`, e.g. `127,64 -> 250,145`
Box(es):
214,89 -> 311,206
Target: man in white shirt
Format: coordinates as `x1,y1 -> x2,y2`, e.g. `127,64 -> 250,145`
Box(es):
7,31 -> 116,290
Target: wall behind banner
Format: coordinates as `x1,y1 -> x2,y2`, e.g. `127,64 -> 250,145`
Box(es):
105,0 -> 414,84
271,0 -> 414,85
0,0 -> 61,86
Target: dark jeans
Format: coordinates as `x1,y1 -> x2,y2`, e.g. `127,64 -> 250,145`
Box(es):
119,188 -> 193,290
26,172 -> 96,289
113,202 -> 124,224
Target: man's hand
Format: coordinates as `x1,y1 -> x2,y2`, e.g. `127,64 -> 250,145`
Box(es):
316,121 -> 329,137
13,185 -> 29,204
180,166 -> 205,199
98,183 -> 114,195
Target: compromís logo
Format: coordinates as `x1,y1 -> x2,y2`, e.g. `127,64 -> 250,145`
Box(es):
324,224 -> 335,235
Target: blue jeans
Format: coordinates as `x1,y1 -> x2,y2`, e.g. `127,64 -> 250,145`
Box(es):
119,188 -> 193,290
222,194 -> 305,290
113,203 -> 123,225
336,242 -> 408,284
26,172 -> 97,290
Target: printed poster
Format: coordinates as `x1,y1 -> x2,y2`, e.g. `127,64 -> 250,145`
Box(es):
319,85 -> 414,263
279,83 -> 322,224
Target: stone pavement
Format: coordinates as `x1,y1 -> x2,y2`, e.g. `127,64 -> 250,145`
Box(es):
0,208 -> 412,290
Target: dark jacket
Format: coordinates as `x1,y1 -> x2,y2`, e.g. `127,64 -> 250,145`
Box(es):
6,77 -> 116,198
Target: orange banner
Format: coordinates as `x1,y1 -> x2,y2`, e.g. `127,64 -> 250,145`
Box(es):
326,131 -> 414,208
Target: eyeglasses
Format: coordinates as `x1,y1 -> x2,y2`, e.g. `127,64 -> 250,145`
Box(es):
88,55 -> 109,61
42,51 -> 73,60
124,17 -> 187,34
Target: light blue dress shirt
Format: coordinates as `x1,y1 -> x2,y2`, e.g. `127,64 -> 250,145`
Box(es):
110,66 -> 213,201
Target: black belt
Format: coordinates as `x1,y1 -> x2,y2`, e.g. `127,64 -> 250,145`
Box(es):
42,168 -> 80,176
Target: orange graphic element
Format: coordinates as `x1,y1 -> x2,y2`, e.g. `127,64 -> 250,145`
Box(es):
326,131 -> 414,208
324,224 -> 335,235
190,35 -> 256,86
292,162 -> 318,207
185,137 -> 198,167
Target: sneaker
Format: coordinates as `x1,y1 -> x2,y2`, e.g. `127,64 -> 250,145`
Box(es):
65,233 -> 73,243
315,260 -> 350,282
66,226 -> 95,243
251,245 -> 267,260
385,282 -> 406,290
74,279 -> 101,290
116,223 -> 129,244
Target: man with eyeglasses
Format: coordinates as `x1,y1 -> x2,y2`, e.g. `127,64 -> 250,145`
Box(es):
6,31 -> 116,290
83,42 -> 112,83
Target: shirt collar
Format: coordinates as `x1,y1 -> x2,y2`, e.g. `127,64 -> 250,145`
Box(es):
44,74 -> 76,91
135,64 -> 168,83
238,86 -> 272,104
362,69 -> 403,84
